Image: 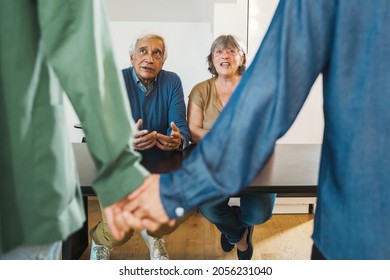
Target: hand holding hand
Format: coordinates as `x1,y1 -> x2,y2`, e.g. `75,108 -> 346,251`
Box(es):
124,174 -> 175,232
156,122 -> 181,151
103,174 -> 176,239
103,196 -> 143,241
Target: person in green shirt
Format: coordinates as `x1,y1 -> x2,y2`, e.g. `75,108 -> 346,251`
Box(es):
0,0 -> 148,259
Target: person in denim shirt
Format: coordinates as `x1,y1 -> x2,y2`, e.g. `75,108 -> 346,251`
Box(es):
120,0 -> 390,260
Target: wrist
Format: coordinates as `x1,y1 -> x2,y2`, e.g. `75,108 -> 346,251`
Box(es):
177,136 -> 184,150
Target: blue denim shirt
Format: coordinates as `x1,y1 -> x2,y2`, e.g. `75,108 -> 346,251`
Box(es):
160,0 -> 390,259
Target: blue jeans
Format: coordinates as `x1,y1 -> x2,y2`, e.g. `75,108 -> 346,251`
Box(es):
199,193 -> 276,244
0,241 -> 62,260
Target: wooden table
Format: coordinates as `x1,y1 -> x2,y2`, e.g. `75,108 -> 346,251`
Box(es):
62,143 -> 321,259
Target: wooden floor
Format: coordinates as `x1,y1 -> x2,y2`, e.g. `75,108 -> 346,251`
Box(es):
79,197 -> 314,260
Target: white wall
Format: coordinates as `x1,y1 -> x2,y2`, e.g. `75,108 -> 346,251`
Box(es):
65,0 -> 323,144
248,0 -> 324,144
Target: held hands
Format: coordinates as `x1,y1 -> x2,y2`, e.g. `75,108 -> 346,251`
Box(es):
107,121 -> 182,240
127,175 -> 175,231
103,174 -> 175,241
103,196 -> 136,241
133,119 -> 181,151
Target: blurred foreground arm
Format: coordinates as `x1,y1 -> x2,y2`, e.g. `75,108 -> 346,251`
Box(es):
39,0 -> 149,237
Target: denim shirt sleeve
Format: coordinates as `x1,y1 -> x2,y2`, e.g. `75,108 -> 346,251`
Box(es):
160,0 -> 336,219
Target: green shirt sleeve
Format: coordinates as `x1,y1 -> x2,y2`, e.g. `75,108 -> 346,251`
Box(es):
37,0 -> 148,207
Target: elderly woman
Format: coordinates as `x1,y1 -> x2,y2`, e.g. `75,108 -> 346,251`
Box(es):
187,35 -> 276,260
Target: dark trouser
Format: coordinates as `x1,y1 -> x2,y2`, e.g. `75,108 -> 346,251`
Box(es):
311,244 -> 326,260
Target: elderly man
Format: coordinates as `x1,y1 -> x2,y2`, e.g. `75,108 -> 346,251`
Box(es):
124,33 -> 190,152
89,33 -> 191,260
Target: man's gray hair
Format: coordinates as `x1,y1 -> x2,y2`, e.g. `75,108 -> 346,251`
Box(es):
129,33 -> 168,63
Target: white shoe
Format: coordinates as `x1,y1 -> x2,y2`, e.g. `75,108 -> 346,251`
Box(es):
90,239 -> 111,260
141,230 -> 169,260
